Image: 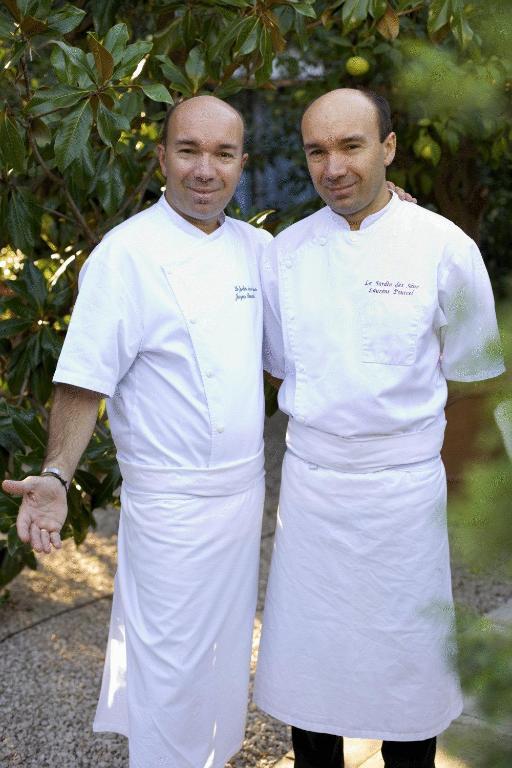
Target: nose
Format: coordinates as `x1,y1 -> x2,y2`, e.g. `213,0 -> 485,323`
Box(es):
323,152 -> 348,183
193,153 -> 215,182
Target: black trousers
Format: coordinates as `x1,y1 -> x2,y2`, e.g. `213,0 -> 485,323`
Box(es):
292,726 -> 436,768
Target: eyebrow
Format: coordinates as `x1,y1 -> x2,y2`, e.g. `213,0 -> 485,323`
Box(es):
303,134 -> 367,150
174,139 -> 239,150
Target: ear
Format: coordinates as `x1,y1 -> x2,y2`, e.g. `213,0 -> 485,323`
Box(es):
383,132 -> 396,167
157,143 -> 167,177
241,151 -> 249,170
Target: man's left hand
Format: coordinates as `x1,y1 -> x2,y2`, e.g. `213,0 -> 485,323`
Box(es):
386,180 -> 417,204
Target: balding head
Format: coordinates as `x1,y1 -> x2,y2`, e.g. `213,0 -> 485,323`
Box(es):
162,95 -> 245,147
302,89 -> 391,143
301,88 -> 396,221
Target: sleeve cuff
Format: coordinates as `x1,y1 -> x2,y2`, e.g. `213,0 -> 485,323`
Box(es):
52,371 -> 115,398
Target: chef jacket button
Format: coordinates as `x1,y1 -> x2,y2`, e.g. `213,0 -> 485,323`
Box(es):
189,317 -> 197,324
297,364 -> 305,373
319,236 -> 327,246
206,370 -> 213,378
288,313 -> 295,321
285,260 -> 292,269
216,425 -> 224,433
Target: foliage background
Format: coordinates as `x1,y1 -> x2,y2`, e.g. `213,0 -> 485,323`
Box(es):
0,1 -> 511,763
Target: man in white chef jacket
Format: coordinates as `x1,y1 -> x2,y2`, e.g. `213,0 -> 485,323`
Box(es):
253,89 -> 505,768
2,95 -> 272,768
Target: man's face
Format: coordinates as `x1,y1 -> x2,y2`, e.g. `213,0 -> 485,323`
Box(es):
302,91 -> 396,218
158,97 -> 248,233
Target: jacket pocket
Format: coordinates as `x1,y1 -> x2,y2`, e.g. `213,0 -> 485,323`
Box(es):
360,298 -> 422,366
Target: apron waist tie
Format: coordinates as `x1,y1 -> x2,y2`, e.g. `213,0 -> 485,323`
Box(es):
286,418 -> 446,473
118,447 -> 264,496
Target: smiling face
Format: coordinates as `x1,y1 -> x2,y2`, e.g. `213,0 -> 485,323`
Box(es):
301,89 -> 396,221
157,96 -> 248,234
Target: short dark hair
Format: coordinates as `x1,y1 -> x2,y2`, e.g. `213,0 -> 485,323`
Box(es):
357,89 -> 393,141
160,98 -> 246,146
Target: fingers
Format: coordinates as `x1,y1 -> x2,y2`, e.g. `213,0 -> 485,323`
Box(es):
30,522 -> 43,552
50,531 -> 62,550
16,507 -> 32,543
2,478 -> 33,496
40,528 -> 51,555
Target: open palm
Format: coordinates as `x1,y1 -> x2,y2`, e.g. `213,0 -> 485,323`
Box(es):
2,476 -> 68,554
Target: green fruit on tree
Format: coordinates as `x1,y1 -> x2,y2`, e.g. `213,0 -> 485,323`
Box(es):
345,56 -> 370,76
420,144 -> 433,160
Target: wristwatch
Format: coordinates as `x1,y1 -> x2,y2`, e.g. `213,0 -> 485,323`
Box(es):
41,466 -> 70,492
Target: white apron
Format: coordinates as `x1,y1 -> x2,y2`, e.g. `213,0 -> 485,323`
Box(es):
94,470 -> 265,768
253,440 -> 462,740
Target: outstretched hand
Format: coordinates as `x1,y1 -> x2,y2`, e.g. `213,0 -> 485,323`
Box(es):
2,476 -> 68,554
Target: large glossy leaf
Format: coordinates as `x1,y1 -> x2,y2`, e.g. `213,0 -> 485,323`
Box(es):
21,259 -> 47,309
47,4 -> 86,34
103,22 -> 129,64
427,0 -> 452,35
52,41 -> 95,82
0,111 -> 25,173
96,102 -> 130,146
27,85 -> 88,116
155,55 -> 192,93
341,0 -> 372,31
87,32 -> 114,83
0,318 -> 33,338
185,46 -> 207,92
140,83 -> 174,104
54,99 -> 93,170
234,16 -> 260,57
97,159 -> 125,215
11,413 -> 47,452
7,188 -> 39,251
114,40 -> 153,79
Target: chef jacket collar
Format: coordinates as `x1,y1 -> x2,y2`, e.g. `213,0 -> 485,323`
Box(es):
158,194 -> 226,240
328,190 -> 400,231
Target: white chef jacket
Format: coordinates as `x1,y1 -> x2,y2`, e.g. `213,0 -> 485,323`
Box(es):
261,193 -> 504,468
54,195 -> 272,484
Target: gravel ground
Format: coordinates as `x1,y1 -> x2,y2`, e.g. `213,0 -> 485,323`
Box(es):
1,411 -> 511,768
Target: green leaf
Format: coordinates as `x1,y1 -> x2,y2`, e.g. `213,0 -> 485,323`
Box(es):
92,462 -> 121,508
0,11 -> 16,37
97,159 -> 125,216
450,10 -> 473,49
234,17 -> 260,57
114,40 -> 153,79
185,46 -> 206,93
52,41 -> 95,82
20,15 -> 48,35
27,85 -> 87,116
140,83 -> 173,105
342,0 -> 371,31
290,1 -> 317,19
155,55 -> 192,93
22,259 -> 46,308
0,111 -> 25,173
7,189 -> 39,252
96,102 -> 130,146
0,318 -> 33,338
54,100 -> 93,171
87,32 -> 114,84
39,326 -> 62,358
427,0 -> 452,35
11,413 -> 46,451
256,26 -> 273,86
103,22 -> 129,65
47,4 -> 86,34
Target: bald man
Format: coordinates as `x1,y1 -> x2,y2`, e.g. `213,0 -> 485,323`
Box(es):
3,96 -> 272,768
253,89 -> 504,768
